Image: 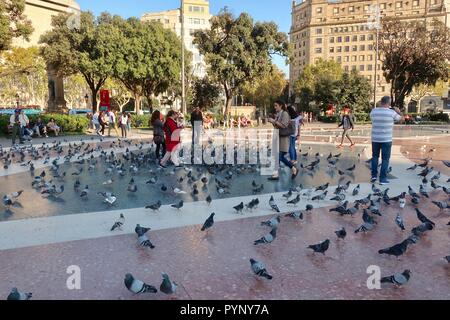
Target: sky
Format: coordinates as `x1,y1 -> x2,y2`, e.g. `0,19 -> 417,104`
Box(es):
76,0 -> 294,76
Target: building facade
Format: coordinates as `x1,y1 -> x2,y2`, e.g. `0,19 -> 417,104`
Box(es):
290,0 -> 450,105
141,0 -> 212,79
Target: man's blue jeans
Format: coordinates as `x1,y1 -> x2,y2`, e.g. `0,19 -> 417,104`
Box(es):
279,152 -> 293,169
371,141 -> 392,182
289,136 -> 297,161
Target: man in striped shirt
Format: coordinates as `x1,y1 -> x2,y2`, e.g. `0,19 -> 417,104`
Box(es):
370,96 -> 404,185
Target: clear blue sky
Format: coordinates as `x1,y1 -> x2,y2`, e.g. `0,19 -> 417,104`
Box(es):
76,0 -> 292,76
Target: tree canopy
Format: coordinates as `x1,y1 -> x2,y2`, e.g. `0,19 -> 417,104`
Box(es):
193,8 -> 290,116
190,77 -> 222,111
379,18 -> 450,109
0,0 -> 33,53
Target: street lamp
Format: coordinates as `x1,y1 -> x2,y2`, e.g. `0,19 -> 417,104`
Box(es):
15,93 -> 20,108
368,3 -> 382,108
180,0 -> 186,115
85,94 -> 89,108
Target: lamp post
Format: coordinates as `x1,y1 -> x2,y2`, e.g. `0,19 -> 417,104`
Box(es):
15,93 -> 20,108
181,0 -> 186,115
368,3 -> 381,108
84,94 -> 89,109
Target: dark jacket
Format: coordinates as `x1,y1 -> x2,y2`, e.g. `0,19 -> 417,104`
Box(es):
338,114 -> 354,130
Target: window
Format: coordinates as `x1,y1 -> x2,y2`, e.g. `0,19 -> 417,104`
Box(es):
359,65 -> 365,71
316,7 -> 323,13
352,65 -> 357,71
367,55 -> 373,61
360,45 -> 365,51
360,35 -> 366,41
413,0 -> 419,6
315,48 -> 322,54
351,56 -> 357,62
352,45 -> 357,51
381,86 -> 385,92
349,6 -> 354,12
345,36 -> 350,42
377,75 -> 380,81
333,7 -> 339,14
367,75 -> 372,81
337,46 -> 342,53
344,66 -> 349,72
396,1 -> 402,8
367,64 -> 373,71
344,46 -> 350,52
368,34 -> 374,41
377,64 -> 381,70
359,55 -> 365,61
343,56 -> 349,62
368,44 -> 374,50
316,28 -> 323,34
352,35 -> 358,41
316,38 -> 322,44
380,3 -> 387,9
337,36 -> 342,43
336,56 -> 342,62
330,47 -> 335,53
364,4 -> 370,11
330,37 -> 335,43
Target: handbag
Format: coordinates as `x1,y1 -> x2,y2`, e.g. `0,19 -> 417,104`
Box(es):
278,111 -> 295,137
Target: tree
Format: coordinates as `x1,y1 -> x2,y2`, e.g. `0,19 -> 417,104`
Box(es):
39,12 -> 117,111
242,66 -> 287,115
110,17 -> 188,113
189,77 -> 222,111
336,70 -> 372,113
294,59 -> 343,111
410,80 -> 448,111
379,18 -> 450,109
103,78 -> 132,112
64,74 -> 89,109
0,0 -> 33,53
193,8 -> 290,117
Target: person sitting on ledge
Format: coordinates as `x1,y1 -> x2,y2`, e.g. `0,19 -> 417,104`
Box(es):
47,118 -> 61,136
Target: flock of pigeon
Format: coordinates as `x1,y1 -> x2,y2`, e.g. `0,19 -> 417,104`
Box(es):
1,137 -> 449,299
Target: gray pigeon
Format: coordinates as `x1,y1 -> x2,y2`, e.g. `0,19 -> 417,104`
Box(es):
261,216 -> 281,228
171,200 -> 184,210
250,258 -> 273,280
111,214 -> 125,231
7,287 -> 32,300
269,196 -> 280,212
124,273 -> 157,294
308,239 -> 330,254
380,270 -> 411,286
146,200 -> 162,211
285,210 -> 303,220
395,213 -> 405,231
335,227 -> 347,239
201,213 -> 215,231
254,228 -> 277,245
160,273 -> 177,294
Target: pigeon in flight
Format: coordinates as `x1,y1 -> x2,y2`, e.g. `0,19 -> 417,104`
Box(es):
110,214 -> 125,231
380,270 -> 411,286
269,196 -> 280,212
254,228 -> 277,245
124,273 -> 157,294
160,273 -> 177,295
7,288 -> 32,300
308,239 -> 330,254
201,213 -> 215,231
250,258 -> 273,280
261,216 -> 281,228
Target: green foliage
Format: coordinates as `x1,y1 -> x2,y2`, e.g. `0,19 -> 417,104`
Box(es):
129,115 -> 151,128
0,0 -> 33,52
190,77 -> 222,111
337,71 -> 372,114
193,8 -> 290,116
379,19 -> 450,109
0,114 -> 89,134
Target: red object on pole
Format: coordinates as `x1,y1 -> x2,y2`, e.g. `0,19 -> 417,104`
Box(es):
99,89 -> 110,112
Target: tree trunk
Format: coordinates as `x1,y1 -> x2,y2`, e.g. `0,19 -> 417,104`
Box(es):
134,95 -> 141,114
224,96 -> 233,118
91,87 -> 99,113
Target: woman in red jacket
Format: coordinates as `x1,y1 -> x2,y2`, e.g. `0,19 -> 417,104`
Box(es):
159,110 -> 183,168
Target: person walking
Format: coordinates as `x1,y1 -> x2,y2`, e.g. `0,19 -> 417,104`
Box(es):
107,110 -> 119,137
126,112 -> 132,136
92,111 -> 101,135
119,112 -> 128,138
159,110 -> 183,168
10,109 -> 24,145
18,109 -> 29,140
98,111 -> 106,136
287,105 -> 303,165
151,110 -> 166,161
337,107 -> 355,148
267,101 -> 299,180
190,106 -> 203,146
370,96 -> 404,185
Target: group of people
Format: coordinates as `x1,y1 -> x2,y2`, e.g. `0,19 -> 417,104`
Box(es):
9,109 -> 61,145
89,110 -> 131,138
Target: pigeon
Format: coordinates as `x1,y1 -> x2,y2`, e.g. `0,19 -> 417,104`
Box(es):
315,183 -> 329,192
135,224 -> 155,248
378,239 -> 412,257
250,258 -> 272,280
431,201 -> 448,211
282,190 -> 293,200
254,228 -> 277,245
206,195 -> 212,205
124,273 -> 157,294
245,198 -> 259,210
335,227 -> 347,239
411,222 -> 434,236
145,200 -> 162,211
330,193 -> 345,202
269,196 -> 280,212
442,160 -> 450,168
80,185 -> 89,198
411,196 -> 420,205
7,288 -> 32,300
285,210 -> 303,220
171,200 -> 184,210
363,209 -> 377,225
307,239 -> 330,254
415,208 -> 435,226
444,256 -> 450,263
160,273 -> 177,295
261,216 -> 281,228
352,184 -> 360,196
110,214 -> 125,231
233,202 -> 244,214
381,270 -> 411,286
98,192 -> 117,205
311,191 -> 327,201
354,222 -> 375,233
395,213 -> 405,231
407,164 -> 417,170
287,194 -> 301,205
329,201 -> 349,215
408,186 -> 420,199
305,204 -> 313,212
201,213 -> 215,231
